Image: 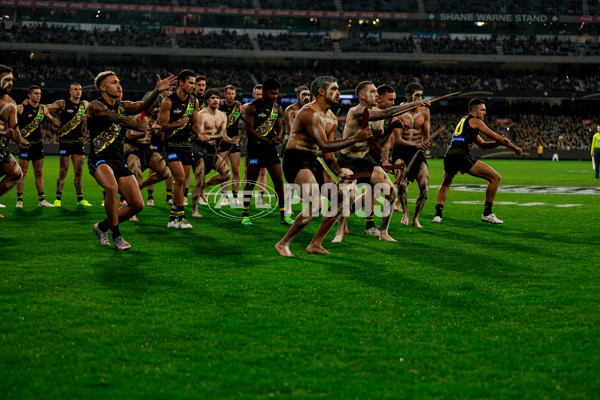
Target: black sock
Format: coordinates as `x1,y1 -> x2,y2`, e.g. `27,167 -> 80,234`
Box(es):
259,191 -> 264,200
166,190 -> 173,201
280,206 -> 285,220
484,201 -> 493,216
177,205 -> 185,222
148,189 -> 154,200
56,192 -> 62,201
232,190 -> 238,197
103,191 -> 106,200
77,193 -> 83,202
184,188 -> 189,198
98,219 -> 110,232
435,204 -> 444,217
365,215 -> 375,229
38,192 -> 45,202
110,224 -> 121,238
169,207 -> 177,222
17,193 -> 23,201
242,206 -> 249,218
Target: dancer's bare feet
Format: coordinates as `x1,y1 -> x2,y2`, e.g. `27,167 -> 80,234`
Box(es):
401,210 -> 410,225
306,243 -> 330,255
379,232 -> 397,242
275,241 -> 294,257
411,219 -> 423,228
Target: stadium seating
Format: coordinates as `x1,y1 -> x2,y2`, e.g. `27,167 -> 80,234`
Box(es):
176,31 -> 253,50
257,33 -> 334,52
420,37 -> 497,55
342,0 -> 417,12
260,0 -> 336,11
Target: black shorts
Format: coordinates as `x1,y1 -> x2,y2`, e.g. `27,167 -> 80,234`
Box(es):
282,149 -> 326,188
392,146 -> 428,182
337,152 -> 379,184
246,143 -> 280,168
124,142 -> 154,172
218,142 -> 241,154
192,140 -> 217,172
19,141 -> 44,161
165,146 -> 193,167
443,147 -> 477,176
88,155 -> 133,181
59,141 -> 85,157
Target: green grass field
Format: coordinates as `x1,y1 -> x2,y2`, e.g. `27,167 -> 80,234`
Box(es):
1,157 -> 599,399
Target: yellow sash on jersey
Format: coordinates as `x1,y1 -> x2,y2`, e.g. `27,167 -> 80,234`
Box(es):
256,102 -> 278,137
226,103 -> 241,128
60,103 -> 86,137
168,96 -> 196,138
93,103 -> 127,155
20,106 -> 44,138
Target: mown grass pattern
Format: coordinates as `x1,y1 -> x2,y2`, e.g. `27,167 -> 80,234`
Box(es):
1,158 -> 599,399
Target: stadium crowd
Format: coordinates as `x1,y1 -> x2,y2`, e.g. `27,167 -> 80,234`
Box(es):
176,30 -> 253,50
4,24 -> 595,59
257,33 -> 334,52
420,37 -> 497,55
424,0 -> 583,15
8,55 -> 600,93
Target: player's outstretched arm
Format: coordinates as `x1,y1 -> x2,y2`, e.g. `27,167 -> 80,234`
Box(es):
88,101 -> 145,132
304,109 -> 372,153
352,99 -> 431,122
125,75 -> 177,115
471,118 -> 522,155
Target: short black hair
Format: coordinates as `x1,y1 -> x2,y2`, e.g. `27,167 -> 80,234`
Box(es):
262,78 -> 280,92
405,82 -> 423,95
205,88 -> 222,99
468,98 -> 486,111
28,85 -> 41,93
377,85 -> 395,97
178,70 -> 196,84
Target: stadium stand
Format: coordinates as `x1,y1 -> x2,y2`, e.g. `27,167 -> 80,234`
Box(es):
260,0 -> 336,11
342,0 -> 417,12
502,36 -> 578,57
257,33 -> 334,51
179,0 -> 255,7
425,0 -> 583,14
339,37 -> 416,53
176,30 -> 253,50
420,37 -> 497,55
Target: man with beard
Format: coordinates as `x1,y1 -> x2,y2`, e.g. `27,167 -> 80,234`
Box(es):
0,64 -> 29,219
16,85 -> 61,208
160,70 -> 207,230
333,81 -> 430,243
275,76 -> 372,257
217,84 -> 243,206
47,82 -> 92,207
191,88 -> 234,218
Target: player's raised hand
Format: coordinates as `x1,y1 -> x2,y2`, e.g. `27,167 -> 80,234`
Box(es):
155,74 -> 178,92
